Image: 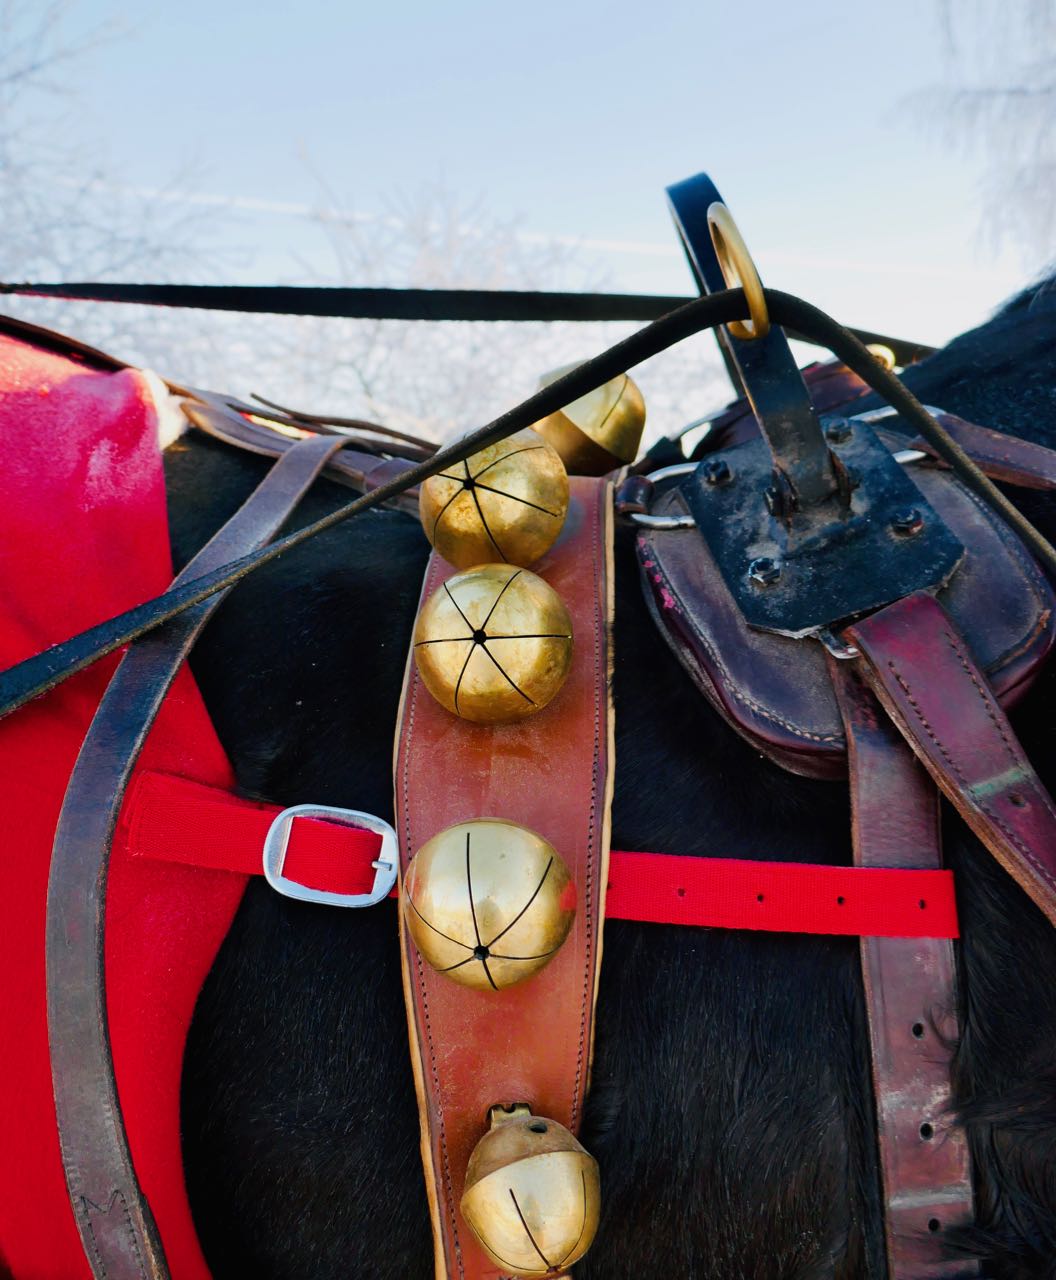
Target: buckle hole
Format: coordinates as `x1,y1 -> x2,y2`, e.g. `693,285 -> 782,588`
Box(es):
920,1122 -> 934,1140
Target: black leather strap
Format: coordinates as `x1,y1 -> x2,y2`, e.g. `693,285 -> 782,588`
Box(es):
47,433 -> 346,1279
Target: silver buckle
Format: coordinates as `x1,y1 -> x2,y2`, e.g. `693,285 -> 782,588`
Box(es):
262,804 -> 398,908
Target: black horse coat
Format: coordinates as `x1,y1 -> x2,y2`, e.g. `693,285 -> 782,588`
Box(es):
168,281 -> 1056,1280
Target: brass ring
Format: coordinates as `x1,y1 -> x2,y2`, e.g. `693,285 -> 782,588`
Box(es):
866,343 -> 897,371
706,202 -> 770,341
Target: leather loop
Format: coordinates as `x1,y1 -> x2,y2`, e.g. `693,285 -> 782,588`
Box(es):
847,593 -> 1056,927
831,661 -> 977,1278
46,434 -> 347,1280
395,477 -> 614,1280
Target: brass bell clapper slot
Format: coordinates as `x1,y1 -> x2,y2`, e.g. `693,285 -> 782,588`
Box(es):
461,1104 -> 601,1277
419,427 -> 570,570
531,365 -> 646,477
403,819 -> 575,991
413,564 -> 573,723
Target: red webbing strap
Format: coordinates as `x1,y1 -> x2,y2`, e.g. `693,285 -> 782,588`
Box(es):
848,592 -> 1056,927
831,660 -> 977,1278
121,771 -> 960,938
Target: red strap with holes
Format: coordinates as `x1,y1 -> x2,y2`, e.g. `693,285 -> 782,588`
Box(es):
120,770 -> 958,938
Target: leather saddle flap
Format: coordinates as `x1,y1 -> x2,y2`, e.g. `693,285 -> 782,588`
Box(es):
638,456 -> 1055,779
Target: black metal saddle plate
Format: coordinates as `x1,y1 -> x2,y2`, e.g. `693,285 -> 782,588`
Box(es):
637,450 -> 1056,780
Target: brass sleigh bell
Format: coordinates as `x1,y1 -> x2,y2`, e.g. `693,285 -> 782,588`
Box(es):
531,364 -> 646,475
419,427 -> 570,570
403,819 -> 575,991
461,1104 -> 601,1276
413,564 -> 573,723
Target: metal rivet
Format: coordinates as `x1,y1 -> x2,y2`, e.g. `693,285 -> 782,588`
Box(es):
825,418 -> 852,444
748,556 -> 781,586
892,507 -> 925,536
702,458 -> 732,486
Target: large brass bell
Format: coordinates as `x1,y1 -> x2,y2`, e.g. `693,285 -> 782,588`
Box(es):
531,364 -> 646,475
419,428 -> 569,570
461,1104 -> 600,1276
413,564 -> 573,723
403,819 -> 575,991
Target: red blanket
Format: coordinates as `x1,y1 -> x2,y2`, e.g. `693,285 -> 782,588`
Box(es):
0,330 -> 243,1279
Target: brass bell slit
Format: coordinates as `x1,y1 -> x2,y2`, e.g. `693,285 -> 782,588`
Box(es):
419,428 -> 570,570
403,819 -> 575,991
460,1105 -> 601,1277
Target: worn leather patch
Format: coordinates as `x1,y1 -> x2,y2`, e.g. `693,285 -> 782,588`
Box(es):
638,462 -> 1054,778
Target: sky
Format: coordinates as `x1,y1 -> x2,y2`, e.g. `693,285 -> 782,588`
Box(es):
45,0 -> 1038,352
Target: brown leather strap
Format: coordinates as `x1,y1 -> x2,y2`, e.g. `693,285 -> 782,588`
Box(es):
182,395 -> 423,514
395,477 -> 614,1280
46,434 -> 347,1280
830,661 -> 977,1278
847,593 -> 1056,927
905,411 -> 1056,491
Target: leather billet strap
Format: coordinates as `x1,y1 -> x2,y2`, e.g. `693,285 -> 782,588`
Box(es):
183,396 -> 423,514
394,477 -> 614,1280
46,434 -> 348,1280
899,410 -> 1056,492
847,593 -> 1056,928
830,661 -> 977,1279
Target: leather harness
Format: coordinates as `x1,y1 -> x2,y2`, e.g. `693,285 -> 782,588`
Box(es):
4,249 -> 1056,1279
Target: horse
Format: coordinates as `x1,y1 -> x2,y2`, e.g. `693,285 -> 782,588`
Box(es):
117,276 -> 1056,1280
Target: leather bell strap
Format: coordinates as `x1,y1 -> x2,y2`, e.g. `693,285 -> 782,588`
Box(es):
395,476 -> 616,1280
120,770 -> 961,939
847,592 -> 1056,927
830,661 -> 977,1279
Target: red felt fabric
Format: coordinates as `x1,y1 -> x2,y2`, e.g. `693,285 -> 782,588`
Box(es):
124,773 -> 959,939
0,333 -> 240,1280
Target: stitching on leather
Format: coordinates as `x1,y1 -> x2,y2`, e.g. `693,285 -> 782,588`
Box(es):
941,629 -> 1020,769
572,487 -> 602,1129
402,556 -> 463,1277
939,626 -> 1056,828
80,1199 -> 109,1280
79,1189 -> 147,1280
884,656 -> 1056,898
646,547 -> 842,744
948,481 -> 1049,674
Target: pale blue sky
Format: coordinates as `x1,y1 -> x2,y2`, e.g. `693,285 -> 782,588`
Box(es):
37,1 -> 1036,344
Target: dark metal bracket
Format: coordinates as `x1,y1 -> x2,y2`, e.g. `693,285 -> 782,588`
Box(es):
666,172 -> 963,636
683,413 -> 964,637
666,173 -> 838,507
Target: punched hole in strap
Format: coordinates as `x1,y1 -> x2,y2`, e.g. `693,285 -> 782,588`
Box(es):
920,1122 -> 935,1141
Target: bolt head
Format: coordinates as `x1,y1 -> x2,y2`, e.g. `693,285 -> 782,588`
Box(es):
892,507 -> 924,536
702,458 -> 732,486
748,556 -> 781,586
825,418 -> 853,444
